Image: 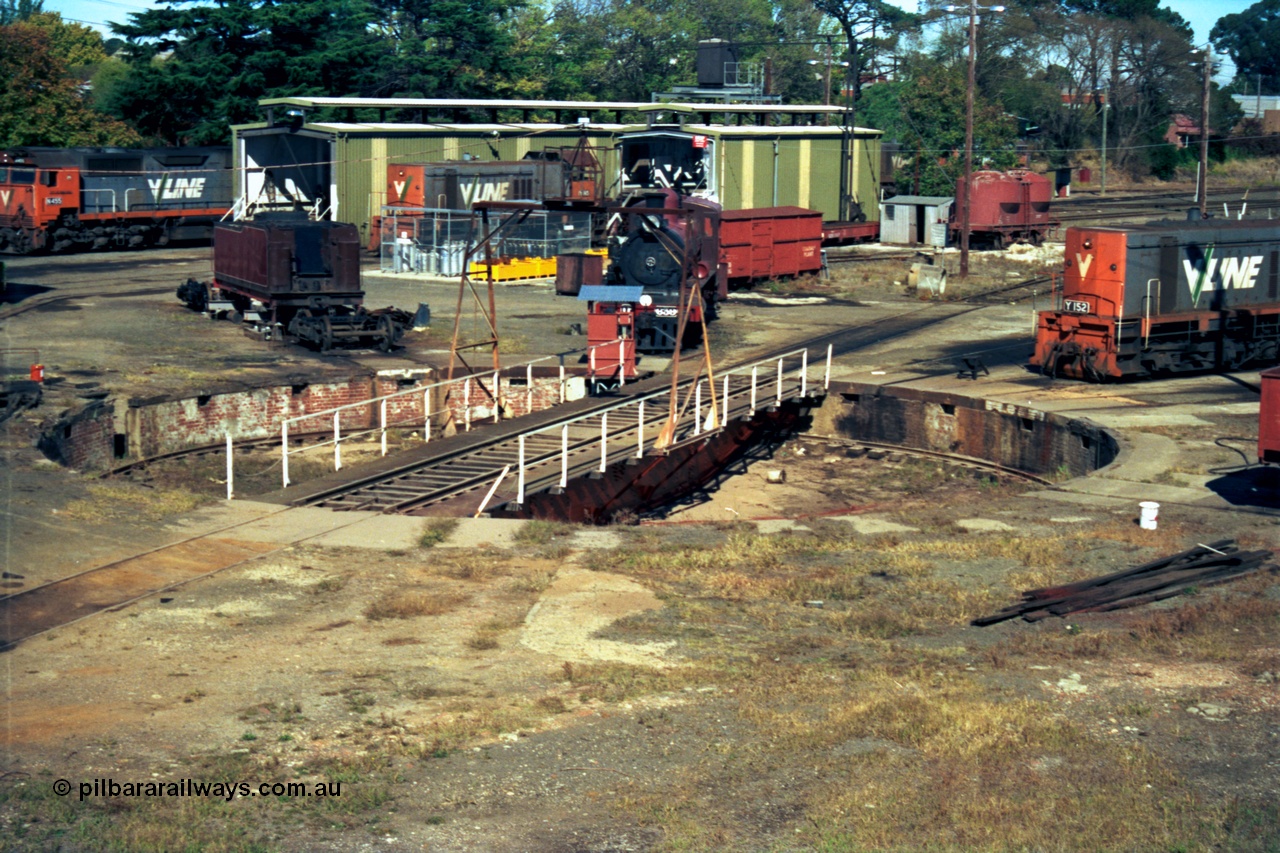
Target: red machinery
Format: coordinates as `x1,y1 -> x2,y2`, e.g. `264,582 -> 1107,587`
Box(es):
1261,367 -> 1280,465
720,206 -> 824,284
955,169 -> 1055,248
578,285 -> 639,394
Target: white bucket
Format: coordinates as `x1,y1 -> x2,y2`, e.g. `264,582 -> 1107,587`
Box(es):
1139,501 -> 1160,530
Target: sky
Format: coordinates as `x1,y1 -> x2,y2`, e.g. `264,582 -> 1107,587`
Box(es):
44,0 -> 1260,81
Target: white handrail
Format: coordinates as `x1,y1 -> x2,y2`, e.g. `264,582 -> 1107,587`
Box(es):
280,339 -> 629,483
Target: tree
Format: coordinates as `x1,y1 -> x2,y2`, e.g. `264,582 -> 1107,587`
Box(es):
369,0 -> 527,98
858,59 -> 1016,195
0,21 -> 141,146
103,0 -> 387,144
812,0 -> 916,104
0,0 -> 41,26
1212,0 -> 1280,93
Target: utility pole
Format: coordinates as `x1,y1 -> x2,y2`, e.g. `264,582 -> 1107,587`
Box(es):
1100,95 -> 1109,196
1198,45 -> 1211,219
959,0 -> 977,279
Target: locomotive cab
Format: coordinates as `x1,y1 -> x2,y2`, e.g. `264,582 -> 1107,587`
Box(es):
579,285 -> 641,395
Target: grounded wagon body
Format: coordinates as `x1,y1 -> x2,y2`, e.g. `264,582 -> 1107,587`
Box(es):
1035,221 -> 1280,380
956,169 -> 1053,247
0,146 -> 233,253
719,207 -> 823,283
179,219 -> 406,352
1261,367 -> 1280,464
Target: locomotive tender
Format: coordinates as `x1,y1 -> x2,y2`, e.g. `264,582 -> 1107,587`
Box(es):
178,218 -> 407,352
0,146 -> 233,254
1035,220 -> 1280,380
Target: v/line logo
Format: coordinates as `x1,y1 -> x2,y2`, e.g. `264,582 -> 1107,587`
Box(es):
1183,255 -> 1263,294
0,189 -> 11,207
148,176 -> 207,200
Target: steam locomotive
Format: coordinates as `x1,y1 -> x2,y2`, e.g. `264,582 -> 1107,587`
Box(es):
1034,220 -> 1280,380
602,190 -> 726,352
0,146 -> 233,254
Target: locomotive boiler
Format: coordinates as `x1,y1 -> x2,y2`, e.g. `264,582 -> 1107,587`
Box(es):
0,146 -> 232,254
1034,220 -> 1280,380
602,190 -> 725,352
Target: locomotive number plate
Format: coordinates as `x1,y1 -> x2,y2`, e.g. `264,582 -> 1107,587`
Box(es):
654,307 -> 678,318
47,197 -> 63,205
1064,299 -> 1090,313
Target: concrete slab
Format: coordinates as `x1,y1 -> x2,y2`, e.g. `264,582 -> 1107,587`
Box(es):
438,517 -> 527,549
826,515 -> 919,535
1056,479 -> 1218,506
1097,432 -> 1180,483
755,518 -> 811,534
162,499 -> 284,536
1026,490 -> 1133,508
224,506 -> 382,544
1087,411 -> 1211,428
956,518 -> 1017,532
310,515 -> 427,550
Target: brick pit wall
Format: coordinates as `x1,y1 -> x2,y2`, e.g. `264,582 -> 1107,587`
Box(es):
811,382 -> 1119,478
40,368 -> 587,472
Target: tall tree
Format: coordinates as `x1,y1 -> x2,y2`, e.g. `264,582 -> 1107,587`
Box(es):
858,59 -> 1016,195
1212,0 -> 1280,92
0,0 -> 42,26
103,0 -> 387,145
811,0 -> 916,104
370,0 -> 527,98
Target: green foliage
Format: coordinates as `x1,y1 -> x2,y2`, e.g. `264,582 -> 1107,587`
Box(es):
858,61 -> 1016,196
0,21 -> 142,146
1146,143 -> 1186,180
104,0 -> 389,144
1212,0 -> 1280,92
0,0 -> 41,26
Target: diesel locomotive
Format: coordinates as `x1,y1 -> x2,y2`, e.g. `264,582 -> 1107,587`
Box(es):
0,146 -> 233,254
1034,220 -> 1280,380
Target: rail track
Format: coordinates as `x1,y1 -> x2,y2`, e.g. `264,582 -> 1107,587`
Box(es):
0,302 -> 993,649
284,303 -> 984,514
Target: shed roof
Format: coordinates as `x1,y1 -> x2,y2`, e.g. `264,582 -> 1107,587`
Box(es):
882,195 -> 954,206
258,96 -> 851,117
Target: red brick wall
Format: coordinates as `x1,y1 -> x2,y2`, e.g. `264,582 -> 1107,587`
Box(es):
39,401 -> 116,470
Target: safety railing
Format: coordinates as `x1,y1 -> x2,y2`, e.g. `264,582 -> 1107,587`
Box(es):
278,339 -> 625,487
512,344 -> 832,505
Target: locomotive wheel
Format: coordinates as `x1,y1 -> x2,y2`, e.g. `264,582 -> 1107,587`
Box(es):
377,315 -> 397,353
319,316 -> 334,353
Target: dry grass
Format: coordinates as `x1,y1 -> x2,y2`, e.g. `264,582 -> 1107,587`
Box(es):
418,517 -> 458,548
363,590 -> 468,620
512,519 -> 575,546
62,482 -> 207,522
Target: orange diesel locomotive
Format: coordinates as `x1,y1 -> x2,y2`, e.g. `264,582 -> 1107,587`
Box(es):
0,146 -> 232,254
1034,220 -> 1280,380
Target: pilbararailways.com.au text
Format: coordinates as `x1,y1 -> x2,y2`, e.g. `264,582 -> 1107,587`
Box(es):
53,778 -> 343,802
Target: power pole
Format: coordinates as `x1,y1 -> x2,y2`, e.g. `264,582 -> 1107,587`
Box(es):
959,0 -> 976,278
1100,96 -> 1108,196
1198,45 -> 1211,219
